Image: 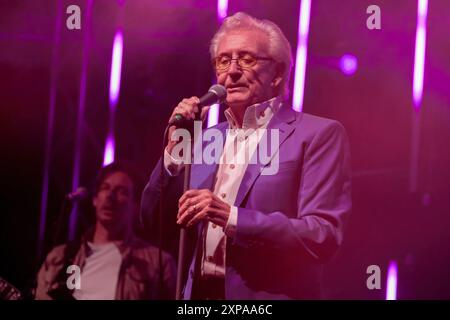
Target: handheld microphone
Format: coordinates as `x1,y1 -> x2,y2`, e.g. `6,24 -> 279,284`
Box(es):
65,187 -> 88,202
168,84 -> 227,127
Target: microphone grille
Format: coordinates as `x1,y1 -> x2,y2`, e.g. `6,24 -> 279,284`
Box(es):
67,186 -> 89,201
208,84 -> 227,101
76,186 -> 89,197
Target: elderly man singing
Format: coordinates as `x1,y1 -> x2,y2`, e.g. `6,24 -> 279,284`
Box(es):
141,12 -> 351,300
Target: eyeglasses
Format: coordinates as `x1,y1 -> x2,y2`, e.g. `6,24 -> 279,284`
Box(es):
213,53 -> 274,71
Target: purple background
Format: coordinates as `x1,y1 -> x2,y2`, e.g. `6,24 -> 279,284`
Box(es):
1,0 -> 450,299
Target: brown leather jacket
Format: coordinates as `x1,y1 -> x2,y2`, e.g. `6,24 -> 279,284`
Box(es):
35,231 -> 176,300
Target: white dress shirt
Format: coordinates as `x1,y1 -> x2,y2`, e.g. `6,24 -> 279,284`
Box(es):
164,96 -> 282,279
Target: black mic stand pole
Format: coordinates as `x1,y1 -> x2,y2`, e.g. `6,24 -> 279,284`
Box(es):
176,123 -> 196,300
176,163 -> 191,300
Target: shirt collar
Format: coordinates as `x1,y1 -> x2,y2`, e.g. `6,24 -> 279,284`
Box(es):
224,95 -> 283,130
81,226 -> 136,257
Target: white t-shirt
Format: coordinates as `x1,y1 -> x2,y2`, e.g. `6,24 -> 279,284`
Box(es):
72,242 -> 122,300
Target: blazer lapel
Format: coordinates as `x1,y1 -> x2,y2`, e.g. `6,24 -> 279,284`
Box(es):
234,104 -> 297,207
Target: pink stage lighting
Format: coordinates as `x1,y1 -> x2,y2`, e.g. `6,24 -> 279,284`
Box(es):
340,54 -> 358,76
413,0 -> 428,110
386,260 -> 398,300
103,30 -> 123,166
207,0 -> 229,128
293,0 -> 312,112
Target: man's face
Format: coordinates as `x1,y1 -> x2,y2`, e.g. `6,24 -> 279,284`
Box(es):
215,28 -> 281,108
93,171 -> 135,231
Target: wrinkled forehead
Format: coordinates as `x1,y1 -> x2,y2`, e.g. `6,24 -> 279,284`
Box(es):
216,28 -> 271,57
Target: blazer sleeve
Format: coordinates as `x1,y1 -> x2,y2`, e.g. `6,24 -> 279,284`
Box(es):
141,158 -> 173,229
140,157 -> 184,256
234,121 -> 352,261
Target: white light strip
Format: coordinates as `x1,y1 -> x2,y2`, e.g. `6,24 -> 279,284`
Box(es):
386,260 -> 398,300
292,0 -> 311,112
412,0 -> 428,109
207,0 -> 229,127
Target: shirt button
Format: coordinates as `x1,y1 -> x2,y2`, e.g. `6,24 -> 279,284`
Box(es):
230,164 -> 235,169
238,136 -> 244,142
207,255 -> 214,262
221,193 -> 226,198
212,224 -> 217,229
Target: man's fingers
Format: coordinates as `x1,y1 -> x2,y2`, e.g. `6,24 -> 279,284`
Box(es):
177,190 -> 218,226
177,202 -> 203,226
177,194 -> 203,219
190,96 -> 200,104
178,102 -> 195,119
179,189 -> 199,207
186,210 -> 207,228
185,200 -> 210,227
177,205 -> 197,226
170,96 -> 200,122
177,198 -> 209,226
178,189 -> 194,204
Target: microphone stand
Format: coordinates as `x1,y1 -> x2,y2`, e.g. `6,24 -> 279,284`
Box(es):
158,92 -> 225,299
52,198 -> 74,248
164,106 -> 216,299
176,161 -> 191,300
160,121 -> 195,300
176,119 -> 197,300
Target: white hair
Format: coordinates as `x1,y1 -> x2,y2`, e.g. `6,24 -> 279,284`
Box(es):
210,12 -> 293,98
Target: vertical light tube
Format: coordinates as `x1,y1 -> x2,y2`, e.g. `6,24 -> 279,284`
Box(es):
207,103 -> 220,128
109,31 -> 123,108
103,29 -> 123,166
68,0 -> 93,240
410,0 -> 428,192
292,0 -> 311,112
412,0 -> 428,110
217,0 -> 228,21
207,0 -> 228,128
386,261 -> 398,300
103,133 -> 115,166
38,0 -> 63,257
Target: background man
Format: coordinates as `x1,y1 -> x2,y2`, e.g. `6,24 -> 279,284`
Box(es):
35,162 -> 176,300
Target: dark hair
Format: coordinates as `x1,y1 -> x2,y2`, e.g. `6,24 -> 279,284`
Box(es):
93,161 -> 143,202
